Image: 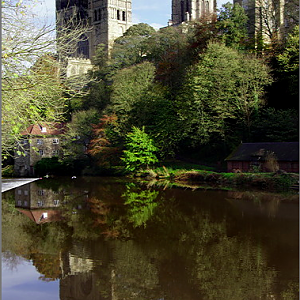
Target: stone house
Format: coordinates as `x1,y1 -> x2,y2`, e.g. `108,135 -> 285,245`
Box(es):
225,142 -> 299,173
14,123 -> 66,177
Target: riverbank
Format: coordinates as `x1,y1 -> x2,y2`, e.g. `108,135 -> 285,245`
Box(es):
135,168 -> 299,193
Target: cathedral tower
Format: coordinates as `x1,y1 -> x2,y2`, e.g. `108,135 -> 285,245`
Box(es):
56,0 -> 132,60
171,0 -> 216,25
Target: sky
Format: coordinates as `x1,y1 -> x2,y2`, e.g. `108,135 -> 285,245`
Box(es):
36,0 -> 232,29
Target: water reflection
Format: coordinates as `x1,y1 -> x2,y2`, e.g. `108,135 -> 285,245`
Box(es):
2,177 -> 299,300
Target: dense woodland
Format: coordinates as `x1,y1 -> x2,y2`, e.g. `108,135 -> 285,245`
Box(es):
2,1 -> 299,175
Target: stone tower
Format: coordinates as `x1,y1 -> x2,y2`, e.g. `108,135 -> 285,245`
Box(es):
56,0 -> 132,60
171,0 -> 216,25
234,0 -> 292,44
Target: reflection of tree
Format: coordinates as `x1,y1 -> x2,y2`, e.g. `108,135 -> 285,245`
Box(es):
32,253 -> 61,281
2,191 -> 34,266
187,236 -> 276,299
110,240 -> 162,300
140,196 -> 278,300
122,184 -> 159,228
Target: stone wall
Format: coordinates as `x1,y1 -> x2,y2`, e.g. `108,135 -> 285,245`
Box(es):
66,57 -> 93,77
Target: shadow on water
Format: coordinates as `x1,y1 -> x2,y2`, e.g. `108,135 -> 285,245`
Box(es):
2,176 -> 299,300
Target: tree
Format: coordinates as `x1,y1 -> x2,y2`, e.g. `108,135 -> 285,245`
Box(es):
250,108 -> 299,142
107,61 -> 157,135
62,109 -> 100,160
216,3 -> 248,49
122,127 -> 158,172
2,0 -> 90,158
276,25 -> 299,102
145,25 -> 193,92
111,23 -> 156,69
177,42 -> 272,147
88,114 -> 122,168
267,25 -> 299,109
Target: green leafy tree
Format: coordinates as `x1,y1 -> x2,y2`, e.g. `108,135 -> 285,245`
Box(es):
216,2 -> 248,49
122,127 -> 158,172
177,42 -> 272,147
277,26 -> 299,73
108,61 -> 156,135
277,25 -> 299,102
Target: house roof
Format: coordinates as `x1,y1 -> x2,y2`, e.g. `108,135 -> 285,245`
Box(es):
225,142 -> 299,162
21,123 -> 66,136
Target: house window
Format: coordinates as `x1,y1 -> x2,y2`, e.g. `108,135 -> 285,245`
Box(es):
52,150 -> 59,156
37,200 -> 44,207
53,200 -> 60,206
122,11 -> 126,21
53,138 -> 59,144
17,200 -> 22,206
117,10 -> 120,20
22,139 -> 29,145
24,190 -> 28,196
17,190 -> 22,195
39,150 -> 44,156
41,127 -> 47,133
38,190 -> 44,196
37,139 -> 43,145
24,201 -> 28,206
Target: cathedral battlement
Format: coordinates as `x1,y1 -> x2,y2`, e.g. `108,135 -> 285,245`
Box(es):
65,57 -> 93,77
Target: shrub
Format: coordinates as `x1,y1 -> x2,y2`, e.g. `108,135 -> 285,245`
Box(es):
122,127 -> 158,172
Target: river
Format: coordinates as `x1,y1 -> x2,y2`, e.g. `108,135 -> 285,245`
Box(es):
2,176 -> 299,300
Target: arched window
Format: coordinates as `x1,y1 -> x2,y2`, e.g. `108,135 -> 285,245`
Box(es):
122,11 -> 126,21
117,10 -> 120,20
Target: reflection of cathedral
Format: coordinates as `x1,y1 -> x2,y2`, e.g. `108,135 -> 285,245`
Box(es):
59,240 -> 161,300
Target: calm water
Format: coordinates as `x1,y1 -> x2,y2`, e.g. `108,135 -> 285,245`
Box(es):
2,177 -> 299,300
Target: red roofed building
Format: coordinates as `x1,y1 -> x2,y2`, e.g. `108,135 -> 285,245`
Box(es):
14,123 -> 66,177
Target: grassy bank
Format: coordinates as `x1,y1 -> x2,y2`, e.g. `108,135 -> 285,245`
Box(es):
135,164 -> 299,193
